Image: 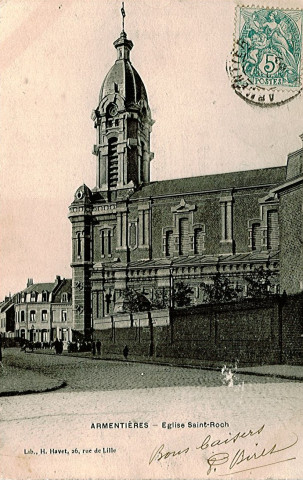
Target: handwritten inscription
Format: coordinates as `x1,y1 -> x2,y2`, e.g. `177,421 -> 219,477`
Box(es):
149,425 -> 298,476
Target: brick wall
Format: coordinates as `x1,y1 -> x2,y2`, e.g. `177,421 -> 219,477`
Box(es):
279,185 -> 303,294
93,296 -> 303,365
281,292 -> 303,364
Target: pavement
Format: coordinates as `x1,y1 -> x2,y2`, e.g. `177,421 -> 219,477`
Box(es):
0,364 -> 66,396
0,347 -> 302,396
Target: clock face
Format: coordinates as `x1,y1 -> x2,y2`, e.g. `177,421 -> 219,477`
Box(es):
108,104 -> 118,117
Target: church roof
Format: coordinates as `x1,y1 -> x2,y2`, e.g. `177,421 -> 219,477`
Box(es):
125,250 -> 279,270
131,166 -> 286,199
99,31 -> 148,105
100,61 -> 147,105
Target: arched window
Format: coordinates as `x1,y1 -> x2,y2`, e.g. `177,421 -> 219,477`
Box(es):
108,137 -> 118,188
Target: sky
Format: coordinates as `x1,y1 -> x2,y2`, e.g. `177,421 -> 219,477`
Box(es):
1,0 -> 303,300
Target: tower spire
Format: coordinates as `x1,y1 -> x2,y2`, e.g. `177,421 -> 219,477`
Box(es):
121,2 -> 126,33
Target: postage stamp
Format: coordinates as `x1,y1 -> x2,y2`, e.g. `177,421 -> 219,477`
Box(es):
229,6 -> 303,106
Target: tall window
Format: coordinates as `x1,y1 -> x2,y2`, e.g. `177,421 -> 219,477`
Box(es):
108,137 -> 118,188
179,218 -> 189,255
30,310 -> 36,322
100,229 -> 112,256
267,210 -> 279,250
129,223 -> 137,249
194,227 -> 205,254
20,311 -> 25,322
41,310 -> 48,322
61,311 -> 67,322
42,291 -> 48,302
77,232 -> 81,258
140,142 -> 144,182
166,230 -> 173,256
108,230 -> 112,255
251,222 -> 261,250
61,293 -> 68,303
101,230 -> 105,256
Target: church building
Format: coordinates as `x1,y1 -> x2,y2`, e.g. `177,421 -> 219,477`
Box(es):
68,21 -> 303,337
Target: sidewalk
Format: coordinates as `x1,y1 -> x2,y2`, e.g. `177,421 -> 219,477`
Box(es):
0,364 -> 66,397
238,364 -> 303,381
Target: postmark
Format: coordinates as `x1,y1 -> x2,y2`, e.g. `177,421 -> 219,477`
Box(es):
228,6 -> 303,106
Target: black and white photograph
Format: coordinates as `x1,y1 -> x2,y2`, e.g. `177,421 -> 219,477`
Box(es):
0,0 -> 303,479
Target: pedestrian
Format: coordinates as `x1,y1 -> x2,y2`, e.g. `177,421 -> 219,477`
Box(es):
92,341 -> 96,356
96,340 -> 101,356
123,344 -> 129,360
54,338 -> 60,355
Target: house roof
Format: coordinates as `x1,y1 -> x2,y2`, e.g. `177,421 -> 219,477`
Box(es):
131,166 -> 286,199
23,283 -> 56,294
23,278 -> 72,295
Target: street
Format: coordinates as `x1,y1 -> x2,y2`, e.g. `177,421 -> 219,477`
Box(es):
0,350 -> 303,480
0,348 -> 293,391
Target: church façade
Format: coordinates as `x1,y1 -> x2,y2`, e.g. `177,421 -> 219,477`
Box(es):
68,23 -> 303,337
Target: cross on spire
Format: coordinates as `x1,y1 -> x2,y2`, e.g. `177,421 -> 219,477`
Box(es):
121,2 -> 126,32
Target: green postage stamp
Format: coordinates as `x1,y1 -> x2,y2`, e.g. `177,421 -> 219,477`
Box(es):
230,6 -> 303,105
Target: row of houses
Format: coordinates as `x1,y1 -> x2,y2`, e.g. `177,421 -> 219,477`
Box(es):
0,276 -> 73,344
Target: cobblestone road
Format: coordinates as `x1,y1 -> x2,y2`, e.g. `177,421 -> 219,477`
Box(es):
1,350 -> 303,480
2,349 -> 292,392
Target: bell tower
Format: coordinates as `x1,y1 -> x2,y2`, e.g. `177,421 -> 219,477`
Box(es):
91,9 -> 154,200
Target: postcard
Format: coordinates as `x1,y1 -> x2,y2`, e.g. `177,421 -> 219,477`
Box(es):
1,0 -> 303,479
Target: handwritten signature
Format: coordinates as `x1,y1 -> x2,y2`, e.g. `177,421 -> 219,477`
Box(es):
149,425 -> 298,476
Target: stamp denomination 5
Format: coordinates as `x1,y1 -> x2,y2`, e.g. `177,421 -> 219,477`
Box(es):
228,6 -> 303,106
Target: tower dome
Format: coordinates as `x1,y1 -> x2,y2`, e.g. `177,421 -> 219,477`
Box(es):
99,31 -> 148,106
92,21 -> 154,198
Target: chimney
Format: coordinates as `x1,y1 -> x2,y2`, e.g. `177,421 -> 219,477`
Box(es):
27,278 -> 33,287
299,133 -> 303,146
55,275 -> 61,285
